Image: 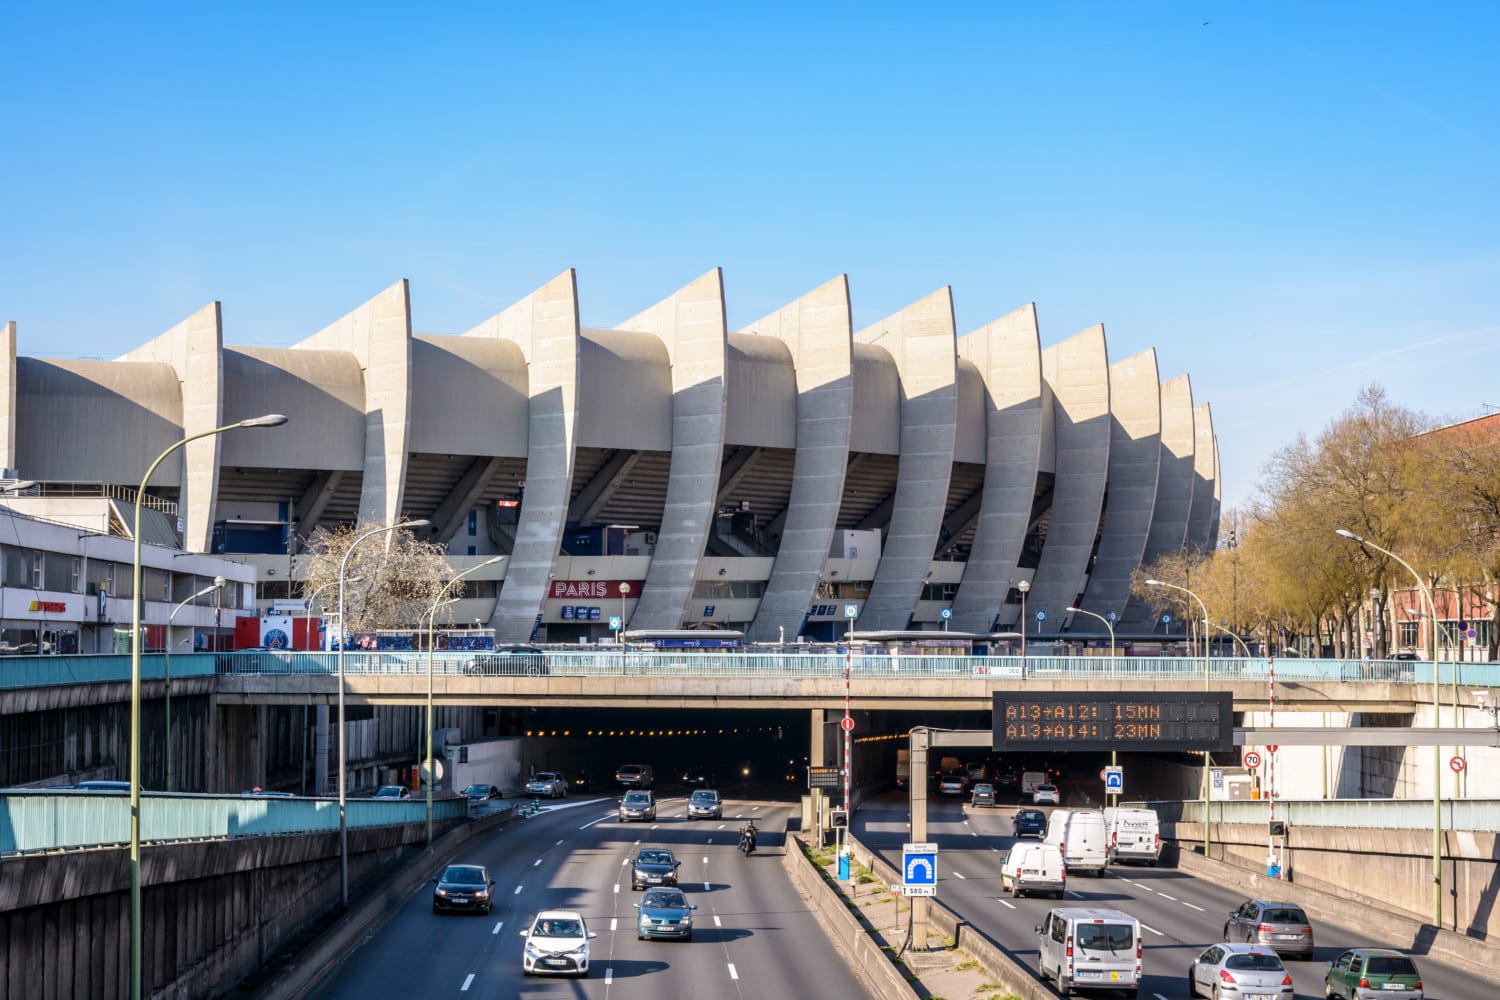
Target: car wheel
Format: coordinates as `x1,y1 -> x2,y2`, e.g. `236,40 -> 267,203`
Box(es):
1212,985 -> 1221,1000
1186,966 -> 1197,998
1324,981 -> 1336,1000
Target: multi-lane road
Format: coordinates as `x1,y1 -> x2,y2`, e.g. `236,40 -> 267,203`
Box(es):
311,790 -> 871,999
856,789 -> 1484,1000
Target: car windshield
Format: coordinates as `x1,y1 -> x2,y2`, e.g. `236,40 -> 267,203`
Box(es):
533,773 -> 558,781
1262,907 -> 1307,924
1037,784 -> 1057,792
1226,953 -> 1284,971
442,866 -> 485,884
375,786 -> 402,796
462,785 -> 484,793
642,890 -> 686,908
691,791 -> 718,803
638,850 -> 673,865
1018,810 -> 1042,821
1365,956 -> 1418,976
534,918 -> 583,937
1076,923 -> 1134,952
624,792 -> 651,804
619,765 -> 643,774
973,784 -> 993,793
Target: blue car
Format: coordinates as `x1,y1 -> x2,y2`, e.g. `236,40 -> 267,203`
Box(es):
1012,808 -> 1047,839
634,887 -> 697,941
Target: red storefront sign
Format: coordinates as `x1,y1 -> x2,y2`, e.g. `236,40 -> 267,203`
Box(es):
548,580 -> 643,600
29,600 -> 67,613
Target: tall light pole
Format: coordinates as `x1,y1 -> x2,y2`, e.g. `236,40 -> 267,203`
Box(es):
1337,528 -> 1443,929
164,576 -> 224,793
425,555 -> 502,844
1066,605 -> 1115,660
1146,579 -> 1212,858
1017,579 -> 1030,658
336,518 -> 428,908
619,581 -> 632,671
129,413 -> 286,1000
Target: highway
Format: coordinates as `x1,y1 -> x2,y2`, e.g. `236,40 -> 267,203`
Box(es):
311,788 -> 871,1000
855,789 -> 1483,1000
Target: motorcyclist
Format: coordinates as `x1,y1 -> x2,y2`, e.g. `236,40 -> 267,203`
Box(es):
739,819 -> 758,855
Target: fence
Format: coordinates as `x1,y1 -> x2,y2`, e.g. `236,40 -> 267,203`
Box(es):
0,653 -> 216,690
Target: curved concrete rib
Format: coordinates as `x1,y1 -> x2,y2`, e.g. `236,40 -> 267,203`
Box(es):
295,280 -> 413,528
742,276 -> 853,643
1075,348 -> 1161,628
465,271 -> 581,642
1,322 -> 16,472
1027,325 -> 1111,631
1207,434 -> 1222,550
855,288 -> 957,631
118,303 -> 224,552
615,270 -> 728,630
1118,375 -> 1195,632
1187,402 -> 1217,551
950,304 -> 1044,634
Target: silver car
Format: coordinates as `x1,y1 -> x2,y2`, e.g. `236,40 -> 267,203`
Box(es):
526,772 -> 567,798
1188,943 -> 1293,1000
1223,899 -> 1314,960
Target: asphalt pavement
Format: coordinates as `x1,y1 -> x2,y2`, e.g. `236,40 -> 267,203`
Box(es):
856,788 -> 1485,1000
310,790 -> 873,999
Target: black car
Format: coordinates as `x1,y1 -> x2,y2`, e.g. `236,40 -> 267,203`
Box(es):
462,646 -> 550,676
1012,808 -> 1047,839
432,863 -> 495,914
461,783 -> 501,803
631,848 -> 681,890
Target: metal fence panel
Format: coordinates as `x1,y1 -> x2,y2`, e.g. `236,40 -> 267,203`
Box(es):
0,654 -> 217,690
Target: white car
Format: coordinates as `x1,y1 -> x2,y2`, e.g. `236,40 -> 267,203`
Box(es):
1032,784 -> 1060,805
521,909 -> 595,977
526,772 -> 567,798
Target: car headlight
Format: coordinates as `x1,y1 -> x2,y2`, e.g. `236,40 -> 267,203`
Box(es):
524,942 -> 541,958
474,888 -> 488,897
435,888 -> 448,896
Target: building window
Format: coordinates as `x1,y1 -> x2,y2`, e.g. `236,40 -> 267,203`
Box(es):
468,510 -> 477,536
1399,621 -> 1420,649
43,553 -> 76,593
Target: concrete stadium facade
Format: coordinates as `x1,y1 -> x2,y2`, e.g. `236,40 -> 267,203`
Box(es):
0,271 -> 1220,645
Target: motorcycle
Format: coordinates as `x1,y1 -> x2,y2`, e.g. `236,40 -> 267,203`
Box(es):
739,823 -> 758,856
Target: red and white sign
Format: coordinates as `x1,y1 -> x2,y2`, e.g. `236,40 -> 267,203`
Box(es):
840,716 -> 855,732
1450,756 -> 1466,773
29,600 -> 67,613
1243,751 -> 1262,769
1266,744 -> 1279,754
548,580 -> 643,600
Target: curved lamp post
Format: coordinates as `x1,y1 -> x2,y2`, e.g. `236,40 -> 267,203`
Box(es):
1337,528 -> 1442,928
130,412 -> 286,1000
425,555 -> 502,844
1146,578 -> 1213,858
1065,605 -> 1116,660
1017,579 -> 1031,658
336,518 -> 429,907
164,575 -> 225,792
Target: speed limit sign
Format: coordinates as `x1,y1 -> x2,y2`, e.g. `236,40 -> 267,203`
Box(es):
1243,751 -> 1262,769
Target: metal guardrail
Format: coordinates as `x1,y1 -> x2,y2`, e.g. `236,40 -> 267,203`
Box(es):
0,653 -> 217,690
1148,797 -> 1500,832
0,790 -> 469,854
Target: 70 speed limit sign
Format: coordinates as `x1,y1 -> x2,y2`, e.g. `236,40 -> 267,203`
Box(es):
1243,751 -> 1262,768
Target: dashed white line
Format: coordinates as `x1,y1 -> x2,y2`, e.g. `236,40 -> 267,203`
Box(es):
953,872 -> 966,879
513,885 -> 523,895
1157,892 -> 1177,901
702,857 -> 709,864
703,882 -> 711,891
613,884 -> 620,894
1153,994 -> 1169,1000
621,859 -> 630,866
460,973 -> 474,991
1141,922 -> 1163,936
605,968 -> 614,984
610,918 -> 618,931
555,839 -> 564,845
713,915 -> 722,927
997,899 -> 1016,910
970,830 -> 980,836
728,963 -> 740,980
532,859 -> 542,867
579,814 -> 611,829
1183,902 -> 1205,912
491,921 -> 503,935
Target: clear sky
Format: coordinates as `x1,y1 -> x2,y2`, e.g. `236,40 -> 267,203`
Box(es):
3,3 -> 1497,512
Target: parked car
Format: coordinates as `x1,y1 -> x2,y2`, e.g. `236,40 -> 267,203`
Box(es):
463,646 -> 550,676
432,863 -> 495,915
372,785 -> 410,800
521,910 -> 595,977
630,848 -> 681,890
1188,943 -> 1293,999
240,789 -> 294,797
615,763 -> 654,788
634,887 -> 697,941
1325,949 -> 1423,1000
619,790 -> 656,822
1012,808 -> 1048,839
970,782 -> 997,807
461,783 -> 501,803
75,780 -> 131,792
1032,783 -> 1060,805
526,772 -> 567,798
687,789 -> 723,820
1223,899 -> 1315,960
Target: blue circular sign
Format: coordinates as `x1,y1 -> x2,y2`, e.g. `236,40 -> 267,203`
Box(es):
1035,610 -> 1046,622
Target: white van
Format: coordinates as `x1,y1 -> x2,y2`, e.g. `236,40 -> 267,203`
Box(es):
1000,842 -> 1066,899
1044,809 -> 1109,876
1035,907 -> 1142,996
1103,807 -> 1160,866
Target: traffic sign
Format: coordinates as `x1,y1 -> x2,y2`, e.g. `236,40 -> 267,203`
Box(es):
1103,766 -> 1124,794
609,615 -> 622,630
940,607 -> 952,620
1243,751 -> 1262,769
902,842 -> 938,896
1036,610 -> 1046,622
1162,614 -> 1172,624
1266,744 -> 1279,754
840,716 -> 855,732
844,604 -> 859,619
1450,755 -> 1467,773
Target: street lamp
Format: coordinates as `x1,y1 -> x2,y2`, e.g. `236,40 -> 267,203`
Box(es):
129,412 -> 285,1000
619,581 -> 632,670
1370,588 -> 1383,660
1017,579 -> 1031,658
1146,579 -> 1212,858
303,578 -> 353,651
1336,528 -> 1443,929
164,576 -> 224,792
1065,606 -> 1116,660
336,518 -> 429,908
425,555 -> 502,844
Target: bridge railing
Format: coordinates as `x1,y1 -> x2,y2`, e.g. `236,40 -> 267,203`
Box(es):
1149,797 -> 1500,832
0,790 -> 470,854
0,653 -> 216,690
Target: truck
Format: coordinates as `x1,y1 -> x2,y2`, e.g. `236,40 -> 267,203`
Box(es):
895,749 -> 911,787
1021,771 -> 1046,795
443,737 -> 524,797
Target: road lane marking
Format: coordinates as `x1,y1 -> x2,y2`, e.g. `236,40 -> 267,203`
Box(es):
953,872 -> 966,879
556,839 -> 564,845
713,915 -> 722,927
605,968 -> 613,984
579,814 -> 611,829
533,859 -> 542,867
613,884 -> 620,894
1154,994 -> 1169,1000
610,918 -> 618,931
703,882 -> 711,891
998,899 -> 1016,910
622,859 -> 630,866
491,921 -> 503,935
1141,922 -> 1163,936
1157,892 -> 1177,901
728,963 -> 739,980
461,973 -> 474,991
703,857 -> 709,863
1183,902 -> 1205,912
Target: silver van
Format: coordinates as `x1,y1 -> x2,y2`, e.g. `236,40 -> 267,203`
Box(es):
1035,907 -> 1142,996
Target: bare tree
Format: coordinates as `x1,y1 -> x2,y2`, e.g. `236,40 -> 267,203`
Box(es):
296,521 -> 452,633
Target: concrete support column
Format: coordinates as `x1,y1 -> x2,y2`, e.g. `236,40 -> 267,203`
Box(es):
314,704 -> 329,796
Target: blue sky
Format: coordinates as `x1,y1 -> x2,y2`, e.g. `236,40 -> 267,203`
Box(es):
3,3 -> 1497,512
